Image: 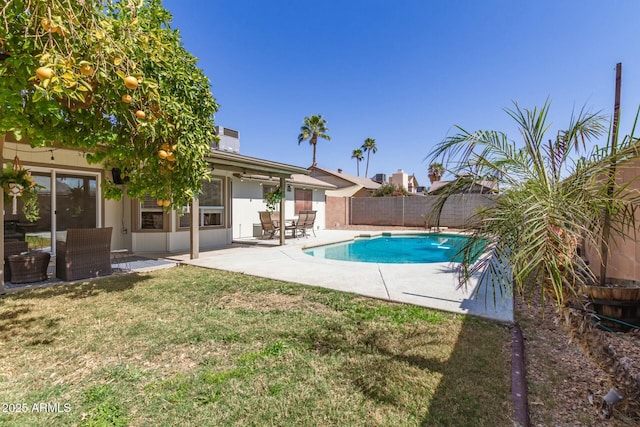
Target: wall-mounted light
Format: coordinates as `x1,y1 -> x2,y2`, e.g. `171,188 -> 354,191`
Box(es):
50,150 -> 55,161
287,184 -> 292,192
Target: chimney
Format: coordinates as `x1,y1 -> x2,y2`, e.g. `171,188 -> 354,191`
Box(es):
338,168 -> 343,173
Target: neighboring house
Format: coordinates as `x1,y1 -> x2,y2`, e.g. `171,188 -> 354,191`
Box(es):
309,166 -> 381,197
427,177 -> 499,195
1,128 -> 329,256
388,169 -> 420,194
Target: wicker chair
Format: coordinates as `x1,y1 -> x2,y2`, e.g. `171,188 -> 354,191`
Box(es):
8,252 -> 51,284
4,239 -> 29,282
56,227 -> 113,281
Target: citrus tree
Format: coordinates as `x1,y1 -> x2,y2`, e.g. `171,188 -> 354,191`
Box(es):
0,0 -> 218,208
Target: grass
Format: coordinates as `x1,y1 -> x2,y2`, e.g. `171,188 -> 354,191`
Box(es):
0,266 -> 512,426
25,235 -> 51,251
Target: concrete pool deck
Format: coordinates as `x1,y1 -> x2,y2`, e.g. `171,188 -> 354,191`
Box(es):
171,229 -> 513,323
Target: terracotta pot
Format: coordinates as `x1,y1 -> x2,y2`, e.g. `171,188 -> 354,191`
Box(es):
583,285 -> 640,332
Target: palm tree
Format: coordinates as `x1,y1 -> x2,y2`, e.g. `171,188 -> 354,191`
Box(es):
428,162 -> 445,183
351,148 -> 364,176
298,115 -> 331,167
427,100 -> 640,307
361,137 -> 377,177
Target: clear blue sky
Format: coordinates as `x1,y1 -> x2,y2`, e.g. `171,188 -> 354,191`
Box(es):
162,0 -> 640,183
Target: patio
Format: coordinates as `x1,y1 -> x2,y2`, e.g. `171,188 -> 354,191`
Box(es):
3,229 -> 513,322
2,253 -> 178,293
174,229 -> 514,322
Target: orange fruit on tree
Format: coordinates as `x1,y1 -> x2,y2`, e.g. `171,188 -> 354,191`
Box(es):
36,67 -> 53,80
157,149 -> 168,159
121,94 -> 133,104
156,199 -> 164,206
79,63 -> 94,76
135,110 -> 146,119
162,200 -> 171,207
166,153 -> 176,162
124,76 -> 139,90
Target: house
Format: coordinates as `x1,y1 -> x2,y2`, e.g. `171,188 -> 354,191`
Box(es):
388,169 -> 420,194
1,128 -> 333,259
231,171 -> 335,239
309,166 -> 381,197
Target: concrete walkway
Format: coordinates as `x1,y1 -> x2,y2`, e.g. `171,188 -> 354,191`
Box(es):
172,230 -> 513,322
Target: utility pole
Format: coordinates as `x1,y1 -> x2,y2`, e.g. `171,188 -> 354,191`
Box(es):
600,62 -> 622,286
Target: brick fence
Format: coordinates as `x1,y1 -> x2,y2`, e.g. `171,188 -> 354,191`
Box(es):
326,194 -> 497,229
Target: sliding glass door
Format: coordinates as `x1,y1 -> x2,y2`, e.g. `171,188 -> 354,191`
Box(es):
11,170 -> 99,253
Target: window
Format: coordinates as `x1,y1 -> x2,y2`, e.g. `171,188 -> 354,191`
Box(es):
294,189 -> 312,214
179,178 -> 225,228
138,195 -> 167,230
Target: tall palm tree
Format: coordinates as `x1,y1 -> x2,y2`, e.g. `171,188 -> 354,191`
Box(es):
361,137 -> 377,177
428,162 -> 445,183
298,114 -> 331,167
351,148 -> 364,176
427,100 -> 640,307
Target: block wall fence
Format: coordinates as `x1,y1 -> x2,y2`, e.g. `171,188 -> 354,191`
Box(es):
326,194 -> 497,229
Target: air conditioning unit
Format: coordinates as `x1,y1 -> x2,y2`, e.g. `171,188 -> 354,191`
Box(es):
372,173 -> 387,184
213,126 -> 240,153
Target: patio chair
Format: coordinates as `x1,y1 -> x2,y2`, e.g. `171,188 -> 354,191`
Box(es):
56,227 -> 113,281
4,239 -> 29,282
259,211 -> 279,239
298,210 -> 317,237
294,211 -> 309,237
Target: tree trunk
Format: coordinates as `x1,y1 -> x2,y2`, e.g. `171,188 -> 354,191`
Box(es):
311,134 -> 317,166
365,154 -> 370,178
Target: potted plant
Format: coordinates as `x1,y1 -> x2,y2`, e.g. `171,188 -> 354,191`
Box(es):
0,161 -> 42,222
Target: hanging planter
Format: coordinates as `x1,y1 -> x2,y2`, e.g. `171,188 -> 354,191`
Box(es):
0,157 -> 42,222
265,186 -> 284,212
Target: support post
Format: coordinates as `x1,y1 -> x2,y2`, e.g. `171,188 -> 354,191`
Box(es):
190,197 -> 199,259
279,176 -> 285,246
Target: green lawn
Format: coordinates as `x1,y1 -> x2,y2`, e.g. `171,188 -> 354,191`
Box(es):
0,266 -> 512,426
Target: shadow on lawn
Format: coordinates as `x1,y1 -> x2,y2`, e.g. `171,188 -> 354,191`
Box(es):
420,317 -> 511,426
0,274 -> 152,343
302,314 -> 510,425
4,272 -> 152,300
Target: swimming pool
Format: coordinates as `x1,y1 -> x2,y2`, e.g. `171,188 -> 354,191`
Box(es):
303,233 -> 483,264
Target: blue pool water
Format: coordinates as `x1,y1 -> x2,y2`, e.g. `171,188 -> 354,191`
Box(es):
303,233 -> 483,264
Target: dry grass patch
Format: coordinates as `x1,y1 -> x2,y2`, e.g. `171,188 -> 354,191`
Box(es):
0,265 -> 512,426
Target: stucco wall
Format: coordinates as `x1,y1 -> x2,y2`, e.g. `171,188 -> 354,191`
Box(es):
326,196 -> 350,228
585,159 -> 640,282
231,178 -> 327,239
